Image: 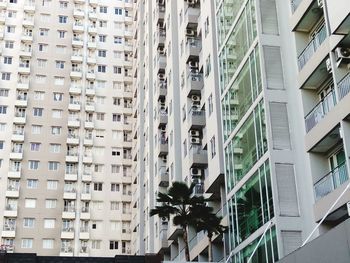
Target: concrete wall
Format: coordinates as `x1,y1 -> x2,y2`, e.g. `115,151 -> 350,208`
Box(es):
277,218 -> 350,263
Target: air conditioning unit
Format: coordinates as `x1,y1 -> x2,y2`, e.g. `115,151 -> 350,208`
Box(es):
335,47 -> 350,62
158,46 -> 165,55
190,167 -> 202,177
159,0 -> 165,5
161,217 -> 168,223
162,155 -> 167,162
188,61 -> 198,69
186,29 -> 195,36
159,98 -> 166,104
160,126 -> 166,131
158,73 -> 165,80
190,130 -> 200,137
191,95 -> 200,102
326,58 -> 332,72
190,137 -> 201,144
317,0 -> 324,8
191,105 -> 200,111
188,0 -> 198,6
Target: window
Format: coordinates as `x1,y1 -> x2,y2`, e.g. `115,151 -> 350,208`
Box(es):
94,183 -> 103,191
5,41 -> 14,48
115,8 -> 122,15
1,73 -> 11,80
45,199 -> 57,209
7,11 -> 16,18
6,26 -> 15,33
27,179 -> 38,189
54,77 -> 64,85
96,113 -> 105,121
33,108 -> 43,116
44,219 -> 55,228
37,59 -> 47,68
30,143 -> 40,151
112,114 -> 121,122
51,126 -> 61,135
98,50 -> 107,57
47,180 -> 58,190
56,45 -> 66,54
92,240 -> 101,249
110,202 -> 119,210
113,67 -> 122,74
58,30 -> 66,38
32,125 -> 42,134
208,94 -> 213,116
58,16 -> 67,23
97,65 -> 106,73
28,160 -> 39,170
0,123 -> 6,131
56,61 -> 65,69
39,28 -> 49,36
94,164 -> 103,172
43,239 -> 54,249
109,241 -> 118,250
59,1 -> 68,8
21,239 -> 33,249
50,144 -> 61,153
52,109 -> 62,118
99,35 -> 106,42
210,136 -> 216,158
0,106 -> 7,114
99,20 -> 107,28
53,92 -> 63,101
48,162 -> 59,171
34,91 -> 45,100
205,55 -> 211,77
111,165 -> 120,174
0,141 -> 3,150
111,183 -> 119,192
23,218 -> 35,228
114,36 -> 122,44
38,43 -> 48,52
3,57 -> 12,64
25,198 -> 36,208
99,6 -> 107,13
36,75 -> 46,83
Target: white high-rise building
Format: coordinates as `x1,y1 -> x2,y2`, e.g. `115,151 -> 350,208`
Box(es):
0,0 -> 134,257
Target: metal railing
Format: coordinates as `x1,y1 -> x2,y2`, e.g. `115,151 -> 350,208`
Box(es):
314,162 -> 349,200
298,24 -> 327,70
304,88 -> 336,132
338,73 -> 350,99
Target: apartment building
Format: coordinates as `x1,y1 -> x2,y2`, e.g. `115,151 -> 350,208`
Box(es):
291,0 -> 350,236
0,0 -> 133,257
132,0 -> 227,261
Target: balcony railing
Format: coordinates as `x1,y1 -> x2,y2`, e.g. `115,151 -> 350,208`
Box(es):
304,88 -> 336,132
338,73 -> 350,99
63,206 -> 75,212
298,24 -> 327,70
314,162 -> 349,200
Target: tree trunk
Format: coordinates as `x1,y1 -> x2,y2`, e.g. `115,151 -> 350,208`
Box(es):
183,227 -> 190,261
208,234 -> 213,262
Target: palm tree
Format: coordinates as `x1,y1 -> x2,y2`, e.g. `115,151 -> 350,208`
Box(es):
193,205 -> 227,262
150,182 -> 206,261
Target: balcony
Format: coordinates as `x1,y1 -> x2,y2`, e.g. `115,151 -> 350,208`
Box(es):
89,0 -> 98,6
4,204 -> 17,217
189,144 -> 208,167
158,138 -> 168,156
158,167 -> 169,187
184,6 -> 200,26
73,22 -> 84,32
85,86 -> 95,96
18,63 -> 30,74
23,17 -> 34,27
79,232 -> 89,240
24,2 -> 36,12
84,120 -> 94,129
66,153 -> 78,163
305,88 -> 336,132
63,189 -> 77,200
82,172 -> 92,182
338,73 -> 350,100
73,8 -> 84,18
84,135 -> 93,146
72,38 -> 84,47
157,53 -> 166,71
9,150 -> 23,160
85,101 -> 95,112
88,11 -> 97,20
62,206 -> 76,219
188,108 -> 206,129
155,4 -> 165,22
20,47 -> 32,57
6,185 -> 20,198
13,113 -> 26,124
8,169 -> 21,179
2,224 -> 16,238
12,130 -> 25,142
68,118 -> 80,127
158,111 -> 168,127
87,41 -> 97,49
21,32 -> 33,42
81,207 -> 90,220
156,29 -> 166,46
83,154 -> 93,163
81,192 -> 91,200
186,72 -> 203,96
61,227 -> 75,239
86,70 -> 96,80
87,56 -> 96,64
18,81 -> 29,90
60,246 -> 73,257
314,162 -> 349,200
71,53 -> 83,62
68,100 -> 81,111
88,26 -> 97,34
70,69 -> 83,79
67,135 -> 79,145
65,172 -> 78,181
185,37 -> 201,59
298,24 -> 327,70
69,86 -> 82,94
